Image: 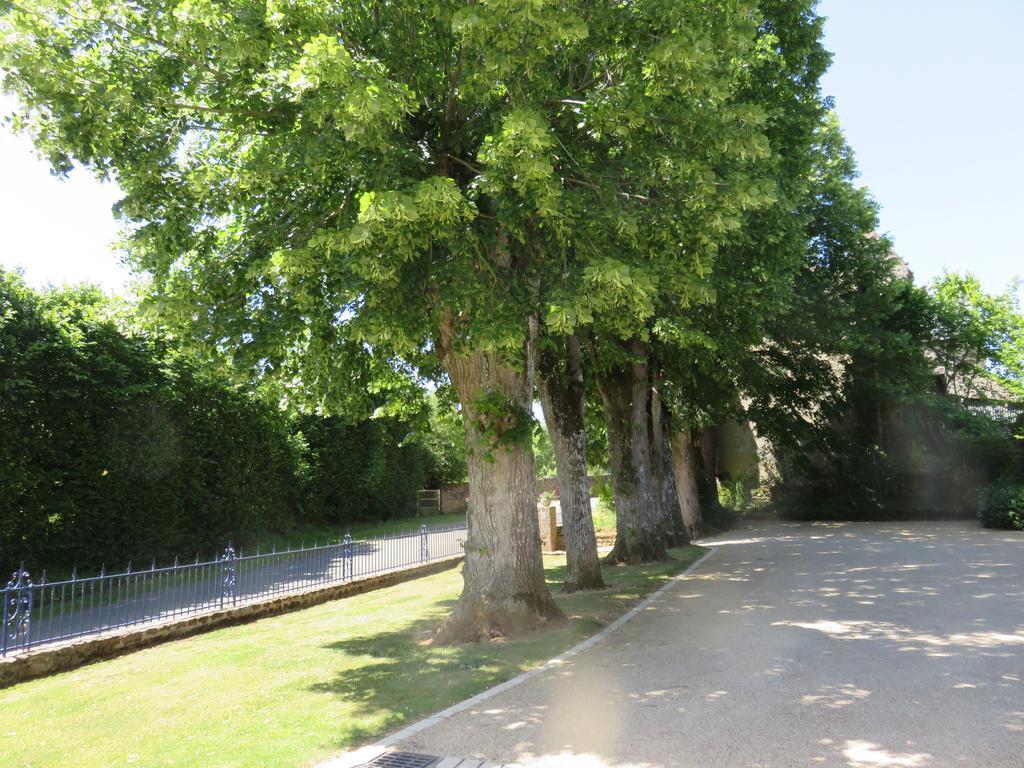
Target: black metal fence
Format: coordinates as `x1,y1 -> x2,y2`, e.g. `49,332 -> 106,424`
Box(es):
1,522 -> 466,657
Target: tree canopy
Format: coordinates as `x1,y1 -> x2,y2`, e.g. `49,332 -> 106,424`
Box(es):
928,273 -> 1024,400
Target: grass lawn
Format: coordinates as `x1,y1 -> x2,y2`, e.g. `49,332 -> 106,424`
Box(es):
590,500 -> 617,536
1,546 -> 702,768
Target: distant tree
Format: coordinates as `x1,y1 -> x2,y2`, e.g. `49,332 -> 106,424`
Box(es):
928,273 -> 1024,400
538,0 -> 828,563
531,421 -> 558,481
416,392 -> 469,487
585,0 -> 832,546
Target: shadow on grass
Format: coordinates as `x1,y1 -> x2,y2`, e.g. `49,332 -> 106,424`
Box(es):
308,596 -> 553,749
306,548 -> 705,750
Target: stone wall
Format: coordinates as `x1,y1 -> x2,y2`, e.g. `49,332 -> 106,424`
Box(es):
439,474 -> 611,515
0,556 -> 462,689
537,501 -> 565,552
440,483 -> 470,514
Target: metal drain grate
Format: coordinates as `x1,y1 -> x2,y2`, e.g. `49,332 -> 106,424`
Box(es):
361,752 -> 439,768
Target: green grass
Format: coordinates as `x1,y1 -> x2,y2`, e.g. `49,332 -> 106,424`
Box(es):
1,546 -> 703,768
590,498 -> 617,533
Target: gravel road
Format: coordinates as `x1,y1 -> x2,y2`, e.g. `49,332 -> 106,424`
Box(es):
397,520 -> 1024,768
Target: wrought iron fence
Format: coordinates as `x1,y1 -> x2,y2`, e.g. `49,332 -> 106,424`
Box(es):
1,522 -> 466,657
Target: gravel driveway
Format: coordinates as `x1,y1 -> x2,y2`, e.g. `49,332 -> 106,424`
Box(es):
396,520 -> 1024,768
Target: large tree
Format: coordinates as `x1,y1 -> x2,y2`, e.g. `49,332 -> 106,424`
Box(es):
3,0 -> 790,633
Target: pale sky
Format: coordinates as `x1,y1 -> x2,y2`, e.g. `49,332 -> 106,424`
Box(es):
819,0 -> 1023,295
0,93 -> 130,292
1,1 -> 1022,296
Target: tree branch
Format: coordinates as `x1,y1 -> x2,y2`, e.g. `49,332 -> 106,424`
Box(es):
170,103 -> 282,120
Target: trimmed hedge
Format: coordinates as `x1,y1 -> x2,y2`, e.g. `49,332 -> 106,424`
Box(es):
298,414 -> 436,524
0,273 -> 453,573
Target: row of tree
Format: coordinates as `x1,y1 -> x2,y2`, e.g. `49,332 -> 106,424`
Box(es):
2,1 -> 1020,639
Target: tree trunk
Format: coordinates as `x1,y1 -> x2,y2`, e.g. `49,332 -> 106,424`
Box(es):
671,430 -> 703,540
650,374 -> 689,547
694,425 -> 722,514
436,325 -> 564,642
538,335 -> 605,592
596,338 -> 667,564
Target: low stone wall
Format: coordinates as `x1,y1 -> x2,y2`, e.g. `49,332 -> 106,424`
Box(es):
0,556 -> 463,689
440,474 -> 612,515
441,483 -> 470,514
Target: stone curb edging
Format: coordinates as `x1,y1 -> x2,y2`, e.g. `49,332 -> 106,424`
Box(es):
319,546 -> 719,768
0,555 -> 463,688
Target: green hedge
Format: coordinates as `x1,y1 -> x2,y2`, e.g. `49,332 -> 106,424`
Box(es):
978,481 -> 1024,530
0,273 -> 456,573
298,415 -> 436,524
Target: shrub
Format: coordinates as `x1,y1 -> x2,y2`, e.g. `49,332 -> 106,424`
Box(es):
978,481 -> 1024,530
0,272 -> 441,573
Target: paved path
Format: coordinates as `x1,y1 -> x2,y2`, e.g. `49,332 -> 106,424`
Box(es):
19,524 -> 465,651
394,521 -> 1024,768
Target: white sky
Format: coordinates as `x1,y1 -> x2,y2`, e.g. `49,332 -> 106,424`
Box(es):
0,93 -> 131,293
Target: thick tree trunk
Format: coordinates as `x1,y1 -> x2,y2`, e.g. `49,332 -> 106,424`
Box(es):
694,425 -> 722,514
538,335 -> 605,592
596,339 -> 667,564
650,375 -> 689,547
436,327 -> 564,642
671,430 -> 703,540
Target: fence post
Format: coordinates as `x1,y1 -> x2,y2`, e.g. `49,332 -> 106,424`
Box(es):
220,545 -> 237,608
420,524 -> 429,562
341,533 -> 353,580
1,579 -> 8,657
3,565 -> 33,655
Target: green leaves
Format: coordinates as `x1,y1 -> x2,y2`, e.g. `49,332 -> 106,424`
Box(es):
344,177 -> 476,284
452,0 -> 588,83
286,35 -> 415,143
1,0 -> 831,423
479,108 -> 560,219
928,272 -> 1024,400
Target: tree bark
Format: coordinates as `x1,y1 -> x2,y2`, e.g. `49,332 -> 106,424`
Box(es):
537,334 -> 605,592
596,338 -> 667,564
650,374 -> 689,547
671,430 -> 703,540
694,425 -> 722,513
436,323 -> 564,642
